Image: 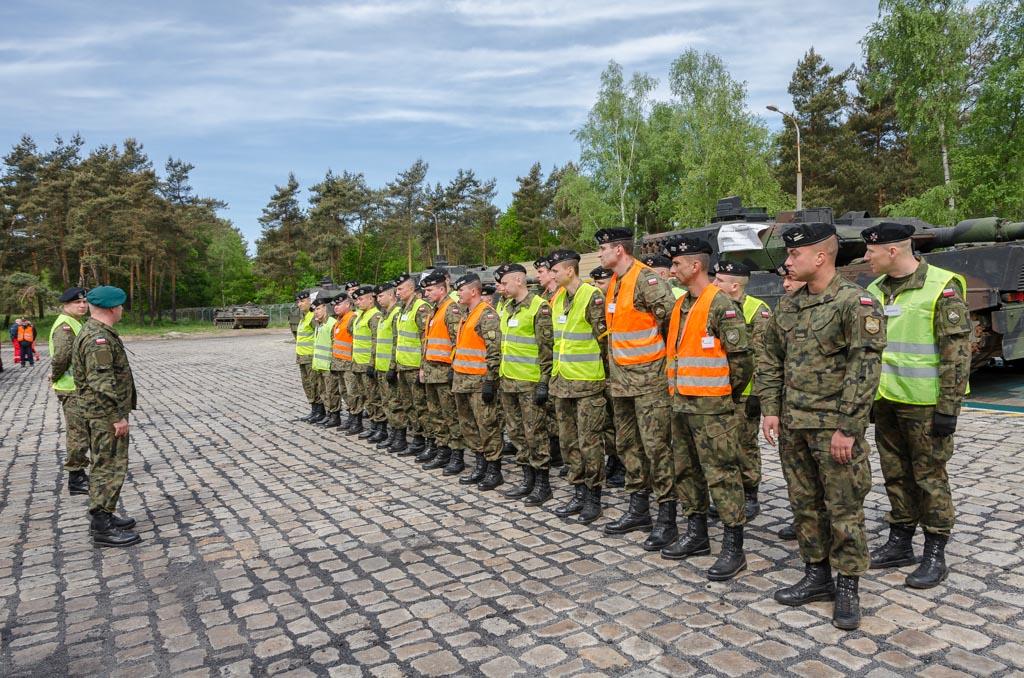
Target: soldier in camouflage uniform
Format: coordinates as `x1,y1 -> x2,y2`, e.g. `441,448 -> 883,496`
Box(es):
311,295 -> 341,428
595,228 -> 678,544
294,290 -> 323,422
590,265 -> 624,488
418,270 -> 465,473
71,286 -> 141,547
861,222 -> 972,590
658,237 -> 753,581
337,281 -> 365,431
495,263 -> 555,505
327,294 -> 352,427
349,285 -> 382,437
534,256 -> 565,473
50,287 -> 92,496
389,273 -> 432,456
642,254 -> 685,299
757,222 -> 886,631
775,274 -> 806,542
371,281 -> 402,449
451,273 -> 504,490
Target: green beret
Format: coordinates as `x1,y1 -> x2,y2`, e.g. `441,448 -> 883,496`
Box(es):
86,286 -> 127,309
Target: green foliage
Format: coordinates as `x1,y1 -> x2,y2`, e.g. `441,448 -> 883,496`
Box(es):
0,272 -> 57,317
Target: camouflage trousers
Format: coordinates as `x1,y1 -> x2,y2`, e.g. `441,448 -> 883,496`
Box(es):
424,382 -> 463,449
555,394 -> 607,489
501,384 -> 550,469
672,409 -> 746,527
85,418 -> 129,514
732,397 -> 762,491
874,399 -> 955,536
454,392 -> 502,461
611,391 -> 673,505
603,389 -> 618,460
320,370 -> 342,413
545,398 -> 558,440
780,428 -> 871,576
59,394 -> 91,472
376,371 -> 400,428
396,369 -> 427,436
340,370 -> 361,414
356,368 -> 385,423
298,360 -> 321,404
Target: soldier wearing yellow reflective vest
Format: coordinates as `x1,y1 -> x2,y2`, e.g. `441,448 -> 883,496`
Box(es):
495,263 -> 555,505
534,256 -> 566,474
310,295 -> 339,427
294,290 -> 323,422
388,273 -> 432,456
589,265 -> 624,488
371,281 -> 402,449
493,278 -> 515,459
348,285 -> 382,438
547,250 -> 609,524
862,222 -> 971,590
50,287 -> 92,496
712,259 -> 772,520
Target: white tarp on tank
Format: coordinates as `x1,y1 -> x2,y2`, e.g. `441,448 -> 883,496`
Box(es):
717,222 -> 771,253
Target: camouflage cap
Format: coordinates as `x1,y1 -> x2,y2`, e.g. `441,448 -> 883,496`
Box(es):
589,266 -> 613,281
86,285 -> 127,309
663,236 -> 713,257
494,263 -> 527,282
782,222 -> 836,248
59,287 -> 87,303
452,272 -> 480,290
715,260 -> 751,277
861,221 -> 915,244
641,254 -> 672,269
594,227 -> 633,245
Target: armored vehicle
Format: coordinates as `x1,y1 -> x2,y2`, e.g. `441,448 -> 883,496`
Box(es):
639,197 -> 1024,369
213,303 -> 271,329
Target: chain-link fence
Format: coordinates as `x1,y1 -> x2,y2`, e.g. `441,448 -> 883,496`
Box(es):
172,303 -> 294,324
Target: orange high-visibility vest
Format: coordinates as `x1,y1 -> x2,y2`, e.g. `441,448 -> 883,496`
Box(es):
452,302 -> 490,375
665,285 -> 731,396
605,260 -> 666,365
424,297 -> 454,364
17,325 -> 35,342
332,311 -> 354,361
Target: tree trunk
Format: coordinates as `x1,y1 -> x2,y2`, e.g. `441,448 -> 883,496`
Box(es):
170,265 -> 178,321
938,121 -> 955,211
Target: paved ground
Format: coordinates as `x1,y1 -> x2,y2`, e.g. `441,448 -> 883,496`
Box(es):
1,332 -> 1023,677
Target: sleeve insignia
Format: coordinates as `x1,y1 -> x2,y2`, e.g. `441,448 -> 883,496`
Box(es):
864,316 -> 881,335
62,325 -> 72,331
942,288 -> 956,298
647,277 -> 659,285
859,297 -> 875,306
95,338 -> 107,344
760,310 -> 771,318
948,310 -> 961,324
723,310 -> 737,319
725,329 -> 739,344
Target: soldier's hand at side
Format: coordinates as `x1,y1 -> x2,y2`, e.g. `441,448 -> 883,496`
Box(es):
481,380 -> 495,404
830,429 -> 854,464
533,382 -> 549,406
366,364 -> 375,377
762,416 -> 780,447
386,367 -> 398,384
932,413 -> 957,438
745,396 -> 761,419
112,418 -> 129,438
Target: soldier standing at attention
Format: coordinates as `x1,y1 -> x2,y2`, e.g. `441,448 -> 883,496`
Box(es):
548,250 -> 609,524
452,273 -> 504,490
588,265 -> 624,488
311,295 -> 340,427
419,270 -> 466,474
757,222 -> 886,630
390,273 -> 432,456
495,263 -> 555,505
711,260 -> 772,519
775,273 -> 805,542
294,290 -> 322,422
658,237 -> 753,580
351,285 -> 383,439
328,294 -> 352,428
337,281 -> 364,432
50,287 -> 91,496
371,282 -> 402,448
534,256 -> 565,473
642,254 -> 684,299
862,222 -> 971,589
595,228 -> 677,545
72,286 -> 141,547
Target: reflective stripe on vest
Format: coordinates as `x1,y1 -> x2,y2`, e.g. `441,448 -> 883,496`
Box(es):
374,305 -> 401,371
396,298 -> 428,367
295,311 -> 315,356
552,283 -> 605,382
312,316 -> 337,371
665,286 -> 731,396
867,265 -> 967,405
499,295 -> 546,382
453,302 -> 490,375
352,307 -> 380,365
332,311 -> 354,360
606,261 -> 666,365
49,314 -> 82,392
740,294 -> 768,397
424,297 -> 455,364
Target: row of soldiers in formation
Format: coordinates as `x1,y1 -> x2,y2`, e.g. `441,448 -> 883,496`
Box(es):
291,221 -> 971,631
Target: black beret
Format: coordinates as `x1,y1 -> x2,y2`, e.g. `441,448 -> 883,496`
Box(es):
715,260 -> 751,277
594,227 -> 633,245
311,294 -> 331,307
354,285 -> 376,298
861,221 -> 915,244
452,273 -> 480,290
295,289 -> 311,301
782,222 -> 836,248
481,283 -> 497,296
375,281 -> 395,294
332,293 -> 349,303
343,280 -> 361,292
394,273 -> 413,286
589,266 -> 613,281
59,287 -> 87,303
533,257 -> 551,270
494,263 -> 527,281
642,254 -> 673,269
419,270 -> 446,288
548,249 -> 581,265
664,236 -> 713,257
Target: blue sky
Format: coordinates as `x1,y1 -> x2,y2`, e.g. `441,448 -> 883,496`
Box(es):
1,0 -> 880,249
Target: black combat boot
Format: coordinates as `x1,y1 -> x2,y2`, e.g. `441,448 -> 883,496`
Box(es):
68,470 -> 89,496
524,468 -> 552,506
416,440 -> 438,464
443,449 -> 465,476
408,434 -> 427,455
478,460 -> 504,491
577,487 -> 602,524
460,453 -> 487,485
548,436 -> 563,467
603,492 -> 652,535
774,561 -> 836,607
906,533 -> 949,589
308,404 -> 328,425
423,446 -> 451,470
377,426 -> 397,449
501,439 -> 517,456
778,522 -> 797,540
606,455 -> 625,488
391,428 -> 411,455
743,489 -> 760,520
367,421 -> 388,443
708,503 -> 720,520
870,523 -> 919,569
358,420 -> 378,439
298,404 -> 319,422
319,411 -> 342,428
340,410 -> 357,432
554,484 -> 585,518
832,575 -> 861,630
346,413 -> 364,435
90,511 -> 141,548
661,514 -> 710,560
708,525 -> 747,581
642,501 -> 678,551
502,466 -> 535,499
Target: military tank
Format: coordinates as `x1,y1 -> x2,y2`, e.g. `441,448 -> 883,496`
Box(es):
213,303 -> 271,329
639,197 -> 1024,369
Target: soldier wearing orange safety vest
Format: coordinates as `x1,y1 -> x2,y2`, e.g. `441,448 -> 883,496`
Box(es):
418,269 -> 465,474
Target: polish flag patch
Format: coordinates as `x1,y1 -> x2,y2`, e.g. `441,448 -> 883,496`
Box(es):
95,338 -> 107,344
942,288 -> 956,297
647,277 -> 659,285
760,310 -> 771,318
724,310 -> 737,319
859,297 -> 874,306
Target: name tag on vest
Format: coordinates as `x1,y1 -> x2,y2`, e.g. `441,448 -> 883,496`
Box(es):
701,336 -> 715,350
401,314 -> 409,321
883,304 -> 901,317
557,315 -> 567,324
606,303 -> 616,313
507,319 -> 520,328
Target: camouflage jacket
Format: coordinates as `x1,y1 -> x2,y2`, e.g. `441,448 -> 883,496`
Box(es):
500,291 -> 554,393
734,293 -> 773,403
756,273 -> 886,433
71,318 -> 137,422
550,283 -> 608,399
422,298 -> 463,384
50,314 -> 85,388
452,303 -> 502,393
606,263 -> 677,397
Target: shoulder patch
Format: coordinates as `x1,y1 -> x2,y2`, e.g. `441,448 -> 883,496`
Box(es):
647,277 -> 659,285
723,309 -> 737,319
947,310 -> 961,324
725,329 -> 740,344
593,296 -> 604,305
95,338 -> 107,344
942,288 -> 956,298
859,296 -> 875,306
760,310 -> 771,318
62,325 -> 72,331
864,316 -> 881,335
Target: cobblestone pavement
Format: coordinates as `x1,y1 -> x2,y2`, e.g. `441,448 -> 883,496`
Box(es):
2,332 -> 1023,677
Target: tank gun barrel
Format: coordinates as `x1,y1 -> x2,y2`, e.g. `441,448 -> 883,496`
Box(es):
913,217 -> 1024,252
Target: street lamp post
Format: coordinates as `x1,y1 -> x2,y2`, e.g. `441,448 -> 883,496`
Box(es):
767,105 -> 802,211
417,207 -> 442,260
